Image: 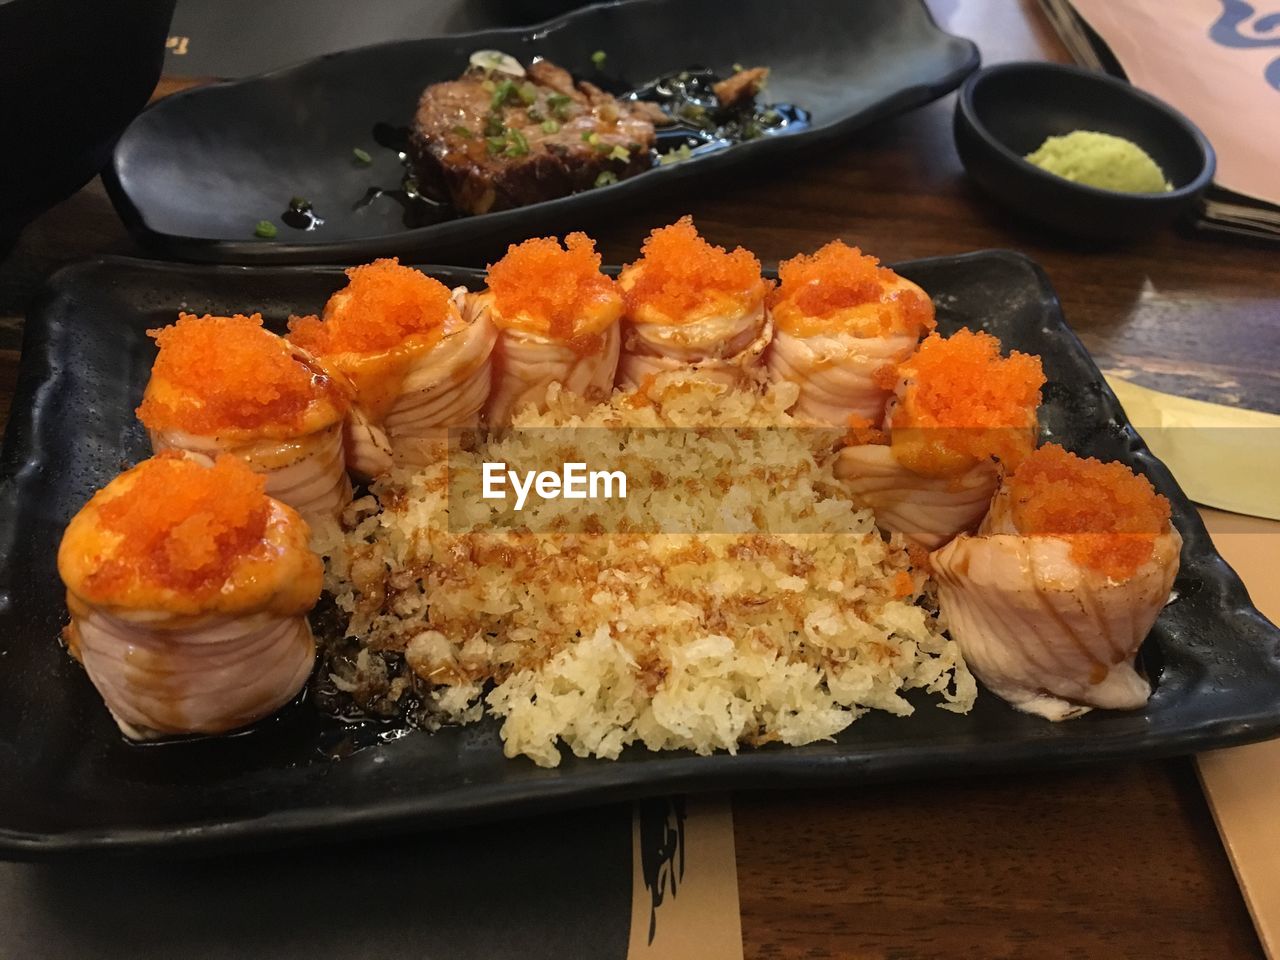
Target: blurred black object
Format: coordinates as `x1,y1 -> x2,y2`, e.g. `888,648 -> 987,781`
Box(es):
0,0 -> 176,252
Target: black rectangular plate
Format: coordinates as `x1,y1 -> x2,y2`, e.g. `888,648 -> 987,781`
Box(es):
105,0 -> 979,264
2,251 -> 1279,859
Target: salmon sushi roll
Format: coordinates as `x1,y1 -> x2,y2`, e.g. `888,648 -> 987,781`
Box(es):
834,329 -> 1045,549
766,240 -> 935,425
289,258 -> 498,470
57,453 -> 323,739
931,444 -> 1181,720
139,313 -> 352,520
617,217 -> 772,389
482,232 -> 623,426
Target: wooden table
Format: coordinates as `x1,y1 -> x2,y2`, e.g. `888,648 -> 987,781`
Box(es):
1,1 -> 1275,957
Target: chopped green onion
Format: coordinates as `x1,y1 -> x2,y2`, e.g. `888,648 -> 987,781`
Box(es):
484,113 -> 506,137
732,62 -> 744,73
453,125 -> 474,138
490,78 -> 515,111
486,136 -> 507,155
541,118 -> 561,134
658,143 -> 694,166
594,170 -> 618,188
547,92 -> 572,120
253,220 -> 277,239
289,196 -> 309,210
504,129 -> 530,157
581,130 -> 600,144
481,79 -> 496,93
352,147 -> 373,165
760,109 -> 782,125
517,82 -> 538,105
608,144 -> 630,162
526,107 -> 544,122
591,50 -> 606,69
679,103 -> 706,121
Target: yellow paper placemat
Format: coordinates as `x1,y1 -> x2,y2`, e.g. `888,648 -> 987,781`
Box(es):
1106,374 -> 1280,521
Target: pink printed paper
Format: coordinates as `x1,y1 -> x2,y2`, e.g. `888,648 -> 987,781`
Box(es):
1070,0 -> 1280,205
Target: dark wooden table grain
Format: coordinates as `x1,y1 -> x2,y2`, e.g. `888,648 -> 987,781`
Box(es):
1,1 -> 1275,957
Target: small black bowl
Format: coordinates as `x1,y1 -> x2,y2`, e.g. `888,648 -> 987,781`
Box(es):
953,62 -> 1215,242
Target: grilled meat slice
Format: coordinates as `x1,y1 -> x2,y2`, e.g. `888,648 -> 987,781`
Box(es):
409,58 -> 657,216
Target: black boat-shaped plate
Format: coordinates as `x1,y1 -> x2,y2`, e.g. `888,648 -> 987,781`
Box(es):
105,0 -> 979,263
2,250 -> 1278,858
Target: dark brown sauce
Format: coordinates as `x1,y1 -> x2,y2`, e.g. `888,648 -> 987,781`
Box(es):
281,195 -> 324,231
307,595 -> 437,760
626,67 -> 810,158
351,122 -> 456,230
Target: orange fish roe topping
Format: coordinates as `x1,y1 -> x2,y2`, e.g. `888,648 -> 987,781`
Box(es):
891,570 -> 915,598
845,414 -> 889,447
138,313 -> 346,435
82,453 -> 272,600
769,240 -> 935,337
1007,444 -> 1172,581
622,216 -> 767,323
288,258 -> 452,356
890,329 -> 1045,476
486,232 -> 622,340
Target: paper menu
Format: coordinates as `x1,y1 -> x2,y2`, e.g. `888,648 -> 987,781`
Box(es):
1066,0 -> 1280,207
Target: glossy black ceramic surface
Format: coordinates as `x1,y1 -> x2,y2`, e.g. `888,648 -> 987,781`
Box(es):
107,0 -> 979,263
2,251 -> 1277,858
